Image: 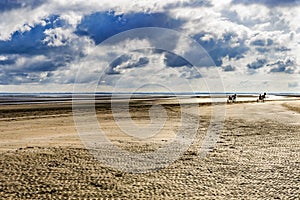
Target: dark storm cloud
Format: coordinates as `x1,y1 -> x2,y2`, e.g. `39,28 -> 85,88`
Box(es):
274,46 -> 291,52
164,0 -> 212,9
223,65 -> 236,72
247,59 -> 267,69
194,32 -> 249,66
75,11 -> 186,45
153,49 -> 193,68
106,49 -> 193,75
268,58 -> 297,74
163,51 -> 192,68
0,0 -> 45,12
106,49 -> 194,77
135,49 -> 192,68
255,47 -> 270,53
232,0 -> 300,7
107,54 -> 149,75
0,55 -> 60,84
0,54 -> 64,82
251,39 -> 265,46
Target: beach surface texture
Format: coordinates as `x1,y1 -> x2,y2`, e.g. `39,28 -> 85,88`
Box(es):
0,97 -> 299,199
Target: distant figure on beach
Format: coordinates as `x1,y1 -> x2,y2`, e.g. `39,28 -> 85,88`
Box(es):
257,92 -> 266,102
227,94 -> 237,103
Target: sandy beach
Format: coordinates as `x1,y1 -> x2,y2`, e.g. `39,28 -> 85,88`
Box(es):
0,98 -> 299,199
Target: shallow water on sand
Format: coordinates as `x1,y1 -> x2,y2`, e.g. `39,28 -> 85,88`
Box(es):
0,93 -> 298,105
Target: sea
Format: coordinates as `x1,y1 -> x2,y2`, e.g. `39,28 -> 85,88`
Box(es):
0,92 -> 299,105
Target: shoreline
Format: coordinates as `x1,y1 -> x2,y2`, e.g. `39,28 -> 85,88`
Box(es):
0,93 -> 299,105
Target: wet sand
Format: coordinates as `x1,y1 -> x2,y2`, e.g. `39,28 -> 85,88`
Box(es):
0,99 -> 299,199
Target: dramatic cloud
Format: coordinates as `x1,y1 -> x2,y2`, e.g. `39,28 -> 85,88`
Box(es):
267,58 -> 299,74
75,11 -> 185,45
164,0 -> 213,9
251,38 -> 273,47
107,54 -> 149,75
232,0 -> 300,7
247,59 -> 267,70
0,0 -> 299,92
0,15 -> 67,54
194,31 -> 249,66
223,65 -> 236,72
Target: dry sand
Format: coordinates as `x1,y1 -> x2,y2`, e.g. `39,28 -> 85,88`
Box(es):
0,100 -> 299,199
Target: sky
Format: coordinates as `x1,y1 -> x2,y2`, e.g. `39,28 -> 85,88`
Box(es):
0,0 -> 299,93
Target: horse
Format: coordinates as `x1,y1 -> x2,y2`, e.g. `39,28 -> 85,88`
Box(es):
227,94 -> 237,103
257,92 -> 266,102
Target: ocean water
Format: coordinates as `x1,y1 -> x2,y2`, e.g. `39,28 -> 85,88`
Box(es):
0,92 -> 298,105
